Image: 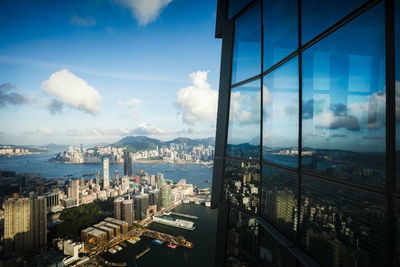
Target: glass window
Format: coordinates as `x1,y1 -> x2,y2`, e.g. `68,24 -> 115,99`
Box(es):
263,57 -> 298,168
223,159 -> 261,215
302,0 -> 367,44
232,2 -> 261,84
227,80 -> 261,159
228,0 -> 253,19
261,165 -> 298,241
300,176 -> 385,267
302,3 -> 386,187
263,0 -> 298,71
225,208 -> 259,266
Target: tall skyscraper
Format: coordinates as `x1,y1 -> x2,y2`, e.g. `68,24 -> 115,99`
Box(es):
96,170 -> 100,186
3,196 -> 47,253
123,151 -> 132,177
134,194 -> 149,221
212,1 -> 398,267
122,199 -> 134,226
103,157 -> 109,189
114,197 -> 123,220
71,178 -> 79,206
114,170 -> 119,185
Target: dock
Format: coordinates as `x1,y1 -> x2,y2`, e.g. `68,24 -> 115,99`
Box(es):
136,247 -> 151,259
170,212 -> 198,220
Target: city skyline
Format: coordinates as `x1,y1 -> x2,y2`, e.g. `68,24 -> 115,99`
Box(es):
0,0 -> 221,146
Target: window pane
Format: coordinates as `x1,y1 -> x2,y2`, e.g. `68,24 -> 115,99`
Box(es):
225,208 -> 259,266
300,176 -> 385,267
232,2 -> 261,84
302,0 -> 367,44
261,165 -> 298,241
228,0 -> 253,19
302,4 -> 385,187
223,159 -> 261,215
227,80 -> 260,159
263,0 -> 298,71
263,57 -> 298,168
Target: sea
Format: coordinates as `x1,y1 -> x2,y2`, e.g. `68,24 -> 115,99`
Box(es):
0,151 -> 213,189
0,151 -> 217,267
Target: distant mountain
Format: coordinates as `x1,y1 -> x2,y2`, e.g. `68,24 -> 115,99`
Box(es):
114,136 -> 215,152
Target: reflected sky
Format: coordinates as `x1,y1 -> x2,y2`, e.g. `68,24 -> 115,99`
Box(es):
302,3 -> 385,153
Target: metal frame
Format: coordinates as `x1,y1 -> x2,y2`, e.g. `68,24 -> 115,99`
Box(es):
212,0 -> 398,266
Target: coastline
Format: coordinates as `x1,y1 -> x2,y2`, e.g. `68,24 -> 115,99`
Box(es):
49,159 -> 214,166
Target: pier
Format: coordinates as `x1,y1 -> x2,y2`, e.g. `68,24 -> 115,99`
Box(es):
170,212 -> 198,220
136,247 -> 151,259
142,229 -> 193,248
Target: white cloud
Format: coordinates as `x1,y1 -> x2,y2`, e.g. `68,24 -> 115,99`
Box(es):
119,98 -> 141,108
117,0 -> 172,25
70,15 -> 96,27
37,127 -> 53,135
176,71 -> 218,125
42,69 -> 102,115
130,123 -> 165,135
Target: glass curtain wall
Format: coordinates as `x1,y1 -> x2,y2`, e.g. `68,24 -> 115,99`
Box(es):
216,0 -> 399,266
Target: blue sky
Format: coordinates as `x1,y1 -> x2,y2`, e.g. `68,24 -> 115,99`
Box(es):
0,0 -> 221,145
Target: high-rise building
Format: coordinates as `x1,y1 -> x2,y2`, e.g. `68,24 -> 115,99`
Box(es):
212,1 -> 399,267
160,185 -> 171,209
134,194 -> 149,221
71,178 -> 79,206
114,170 -> 119,185
103,157 -> 109,189
3,196 -> 47,253
122,199 -> 134,226
123,151 -> 132,177
114,197 -> 123,220
96,170 -> 100,186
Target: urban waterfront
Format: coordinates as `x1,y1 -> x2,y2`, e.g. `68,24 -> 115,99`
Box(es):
0,152 -> 213,188
103,203 -> 218,267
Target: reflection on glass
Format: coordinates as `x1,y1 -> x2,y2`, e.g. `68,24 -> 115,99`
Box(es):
228,0 -> 253,19
263,57 -> 298,168
302,0 -> 367,44
231,2 -> 261,84
300,176 -> 385,267
223,159 -> 260,215
302,3 -> 385,187
396,0 -> 400,190
261,165 -> 298,241
263,0 -> 297,71
259,227 -> 297,266
225,207 -> 259,266
227,80 -> 260,159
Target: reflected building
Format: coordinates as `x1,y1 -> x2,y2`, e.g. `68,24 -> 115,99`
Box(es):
123,151 -> 132,177
212,1 -> 398,267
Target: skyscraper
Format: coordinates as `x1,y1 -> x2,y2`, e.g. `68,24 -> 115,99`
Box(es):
103,157 -> 109,189
123,151 -> 132,177
71,178 -> 79,206
122,199 -> 134,226
96,170 -> 100,186
114,197 -> 123,220
212,1 -> 398,266
134,194 -> 149,221
114,170 -> 119,185
3,196 -> 47,253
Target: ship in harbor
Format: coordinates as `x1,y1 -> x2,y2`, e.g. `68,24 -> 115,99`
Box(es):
152,215 -> 196,231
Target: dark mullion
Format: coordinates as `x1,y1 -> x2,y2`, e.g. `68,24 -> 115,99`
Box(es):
302,0 -> 382,51
296,0 -> 303,249
230,0 -> 259,21
384,0 -> 396,265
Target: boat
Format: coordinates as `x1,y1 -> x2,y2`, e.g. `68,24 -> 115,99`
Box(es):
153,215 -> 196,231
164,212 -> 171,215
115,245 -> 123,251
108,248 -> 117,254
167,243 -> 177,249
152,239 -> 164,245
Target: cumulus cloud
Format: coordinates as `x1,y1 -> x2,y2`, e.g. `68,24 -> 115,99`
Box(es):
70,15 -> 96,27
176,71 -> 218,125
117,0 -> 172,25
0,83 -> 29,108
42,69 -> 102,115
130,123 -> 164,135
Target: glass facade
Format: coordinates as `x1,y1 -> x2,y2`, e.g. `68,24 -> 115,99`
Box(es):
214,0 -> 399,266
